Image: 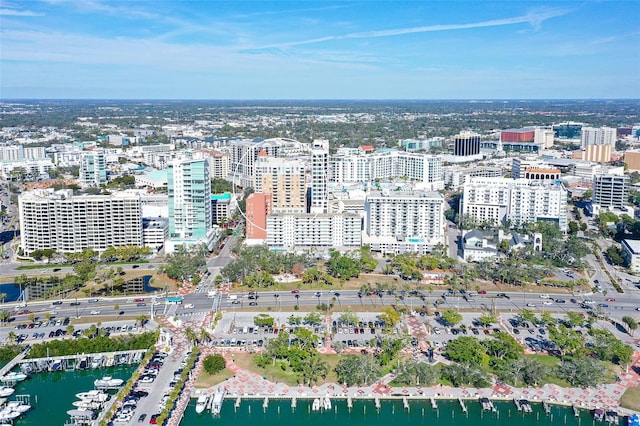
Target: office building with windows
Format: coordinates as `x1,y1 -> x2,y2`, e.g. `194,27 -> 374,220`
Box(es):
454,132 -> 481,157
593,173 -> 629,210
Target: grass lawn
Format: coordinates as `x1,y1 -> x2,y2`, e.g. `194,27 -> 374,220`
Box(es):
195,368 -> 235,389
226,352 -> 344,386
525,353 -> 561,368
620,386 -> 640,412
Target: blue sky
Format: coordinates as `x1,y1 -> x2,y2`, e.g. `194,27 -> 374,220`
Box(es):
1,1 -> 639,99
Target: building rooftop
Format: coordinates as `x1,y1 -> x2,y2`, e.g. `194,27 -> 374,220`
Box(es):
622,239 -> 640,255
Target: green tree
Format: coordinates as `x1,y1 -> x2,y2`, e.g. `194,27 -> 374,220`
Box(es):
476,313 -> 496,327
484,331 -> 524,361
548,324 -> 585,359
440,309 -> 462,327
443,336 -> 487,366
203,354 -> 227,375
254,314 -> 275,327
622,316 -> 638,336
557,357 -> 606,386
298,354 -> 328,386
335,355 -> 381,386
378,307 -> 401,330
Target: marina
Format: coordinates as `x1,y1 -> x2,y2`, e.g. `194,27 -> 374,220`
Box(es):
182,398 -> 626,426
0,364 -> 137,425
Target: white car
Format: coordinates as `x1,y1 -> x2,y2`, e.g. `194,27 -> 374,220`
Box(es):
539,294 -> 550,299
90,310 -> 100,315
543,301 -> 553,305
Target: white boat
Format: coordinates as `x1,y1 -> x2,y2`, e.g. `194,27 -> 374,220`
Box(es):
0,408 -> 20,421
94,376 -> 124,388
91,355 -> 103,369
312,398 -> 321,411
6,401 -> 31,414
195,394 -> 209,414
2,372 -> 27,382
76,390 -> 109,402
0,387 -> 14,397
72,400 -> 101,409
323,396 -> 331,410
67,409 -> 95,419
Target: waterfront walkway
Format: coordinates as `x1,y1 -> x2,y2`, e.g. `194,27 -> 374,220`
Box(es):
189,348 -> 640,416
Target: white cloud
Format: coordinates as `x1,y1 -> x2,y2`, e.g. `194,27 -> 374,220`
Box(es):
253,7 -> 572,49
0,8 -> 44,17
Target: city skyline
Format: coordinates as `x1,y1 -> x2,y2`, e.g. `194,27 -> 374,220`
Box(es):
1,1 -> 639,99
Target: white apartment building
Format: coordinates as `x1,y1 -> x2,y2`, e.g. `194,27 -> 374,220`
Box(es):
581,127 -> 617,149
310,139 -> 330,214
363,191 -> 445,254
19,189 -> 143,255
0,145 -> 46,161
266,212 -> 361,250
229,139 -> 283,188
0,158 -> 54,179
444,166 -> 502,190
331,150 -> 444,189
142,217 -> 169,251
462,177 -> 568,232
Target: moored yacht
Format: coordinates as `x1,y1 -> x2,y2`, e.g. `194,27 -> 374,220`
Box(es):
195,394 -> 209,414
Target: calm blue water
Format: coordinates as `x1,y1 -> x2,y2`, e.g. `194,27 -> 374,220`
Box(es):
0,282 -> 20,302
181,398 -> 623,426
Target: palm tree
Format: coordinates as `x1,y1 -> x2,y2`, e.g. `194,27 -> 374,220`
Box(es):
200,328 -> 211,344
184,327 -> 199,346
0,292 -> 6,304
299,355 -> 328,386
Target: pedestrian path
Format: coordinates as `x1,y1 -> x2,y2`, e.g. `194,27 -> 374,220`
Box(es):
189,349 -> 640,416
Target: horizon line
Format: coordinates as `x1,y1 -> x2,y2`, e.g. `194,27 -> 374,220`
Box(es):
2,98 -> 639,102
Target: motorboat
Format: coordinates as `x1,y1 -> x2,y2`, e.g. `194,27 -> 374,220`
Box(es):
91,355 -> 103,369
0,387 -> 15,397
0,408 -> 20,421
72,400 -> 101,409
6,400 -> 31,414
76,390 -> 109,402
323,396 -> 331,410
628,413 -> 639,426
195,394 -> 209,414
1,372 -> 27,382
94,376 -> 124,388
594,409 -> 605,422
66,409 -> 95,419
312,398 -> 321,411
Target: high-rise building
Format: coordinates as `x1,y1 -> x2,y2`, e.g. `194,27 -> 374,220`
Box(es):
593,173 -> 629,210
19,189 -> 142,255
254,154 -> 306,213
310,139 -> 330,214
553,122 -> 583,140
266,212 -> 361,249
462,177 -> 568,232
581,127 -> 617,149
245,192 -> 271,242
363,191 -> 445,254
79,151 -> 107,187
453,132 -> 481,157
330,150 -> 444,189
167,158 -> 213,252
229,139 -> 282,188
